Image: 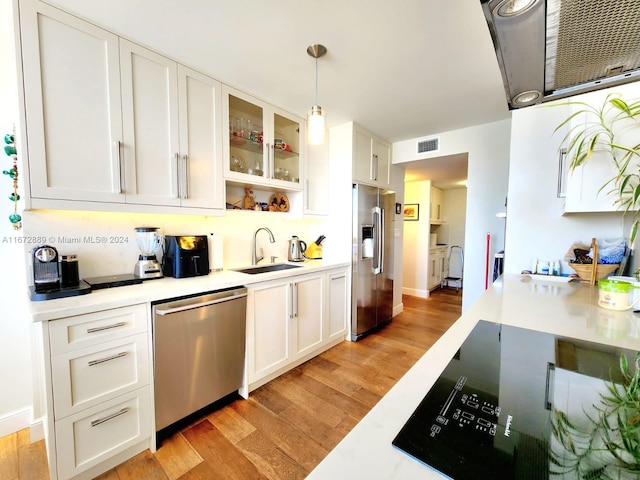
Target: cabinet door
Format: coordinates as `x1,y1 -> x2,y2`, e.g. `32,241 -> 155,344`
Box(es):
177,65 -> 224,209
326,269 -> 348,342
21,2 -> 124,202
430,186 -> 444,223
248,281 -> 291,381
120,40 -> 180,206
293,275 -> 324,359
271,106 -> 303,189
374,138 -> 391,187
353,127 -> 374,184
222,86 -> 270,184
304,128 -> 329,215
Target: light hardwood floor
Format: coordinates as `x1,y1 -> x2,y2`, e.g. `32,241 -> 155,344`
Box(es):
0,289 -> 462,480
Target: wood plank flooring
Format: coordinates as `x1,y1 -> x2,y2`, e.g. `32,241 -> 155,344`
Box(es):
0,289 -> 461,480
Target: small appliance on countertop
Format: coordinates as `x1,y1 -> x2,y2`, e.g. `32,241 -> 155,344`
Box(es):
163,235 -> 209,278
83,273 -> 143,290
29,245 -> 91,301
134,227 -> 164,279
288,236 -> 307,262
304,235 -> 325,259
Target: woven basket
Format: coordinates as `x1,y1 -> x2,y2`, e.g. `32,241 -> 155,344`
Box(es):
571,263 -> 619,281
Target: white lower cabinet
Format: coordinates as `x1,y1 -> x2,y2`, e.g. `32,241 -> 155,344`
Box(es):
244,267 -> 348,393
428,246 -> 448,291
55,387 -> 151,480
40,304 -> 152,480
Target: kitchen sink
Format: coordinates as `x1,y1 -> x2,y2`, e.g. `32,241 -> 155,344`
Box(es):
233,263 -> 303,275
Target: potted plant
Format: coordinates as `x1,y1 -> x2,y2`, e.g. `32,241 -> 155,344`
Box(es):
549,353 -> 640,479
554,93 -> 640,243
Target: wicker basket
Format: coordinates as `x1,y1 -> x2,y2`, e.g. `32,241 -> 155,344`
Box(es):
570,263 -> 619,281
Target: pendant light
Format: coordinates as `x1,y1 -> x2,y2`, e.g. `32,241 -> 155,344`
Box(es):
307,44 -> 327,145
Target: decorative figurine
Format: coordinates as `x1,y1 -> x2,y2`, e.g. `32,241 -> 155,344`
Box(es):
243,185 -> 256,210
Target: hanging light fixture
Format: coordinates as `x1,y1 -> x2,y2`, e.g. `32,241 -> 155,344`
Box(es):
306,44 -> 327,145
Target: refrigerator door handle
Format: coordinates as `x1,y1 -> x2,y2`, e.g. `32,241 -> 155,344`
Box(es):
373,206 -> 382,274
379,207 -> 385,274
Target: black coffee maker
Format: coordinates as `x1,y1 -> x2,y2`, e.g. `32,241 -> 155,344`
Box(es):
163,235 -> 209,278
30,245 -> 90,300
32,245 -> 60,293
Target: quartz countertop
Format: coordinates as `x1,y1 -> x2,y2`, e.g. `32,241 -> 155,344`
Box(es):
28,259 -> 348,322
307,273 -> 640,479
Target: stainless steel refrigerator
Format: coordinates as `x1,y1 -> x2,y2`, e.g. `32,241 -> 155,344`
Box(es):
352,183 -> 395,341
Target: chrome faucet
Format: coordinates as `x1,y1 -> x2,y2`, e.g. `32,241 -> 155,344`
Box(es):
252,227 -> 275,265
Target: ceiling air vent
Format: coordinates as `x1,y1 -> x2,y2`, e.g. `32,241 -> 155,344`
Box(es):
417,137 -> 439,154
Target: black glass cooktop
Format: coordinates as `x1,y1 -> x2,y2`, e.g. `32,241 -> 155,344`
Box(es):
392,320 -> 639,480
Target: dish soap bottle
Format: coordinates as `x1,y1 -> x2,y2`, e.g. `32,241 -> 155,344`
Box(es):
552,260 -> 560,276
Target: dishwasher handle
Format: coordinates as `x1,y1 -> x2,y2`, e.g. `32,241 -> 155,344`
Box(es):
155,290 -> 247,316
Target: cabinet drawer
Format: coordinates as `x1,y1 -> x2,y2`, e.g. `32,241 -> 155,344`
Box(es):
49,304 -> 148,355
55,387 -> 151,479
52,333 -> 150,419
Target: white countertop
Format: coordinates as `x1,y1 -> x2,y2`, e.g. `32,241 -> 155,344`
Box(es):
28,259 -> 348,322
307,273 -> 640,479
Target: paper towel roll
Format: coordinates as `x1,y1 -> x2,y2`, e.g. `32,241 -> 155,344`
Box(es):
209,233 -> 224,271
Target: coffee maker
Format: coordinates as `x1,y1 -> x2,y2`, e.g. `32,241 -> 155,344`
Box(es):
29,245 -> 91,301
32,245 -> 60,293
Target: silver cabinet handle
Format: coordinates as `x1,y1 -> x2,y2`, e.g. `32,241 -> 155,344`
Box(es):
173,153 -> 180,198
88,351 -> 127,367
91,407 -> 129,427
289,283 -> 294,319
293,283 -> 298,318
87,322 -> 126,334
182,154 -> 189,199
114,140 -> 123,193
557,147 -> 567,198
373,154 -> 379,181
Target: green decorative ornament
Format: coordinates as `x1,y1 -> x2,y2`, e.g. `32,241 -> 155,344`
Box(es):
4,134 -> 14,144
9,212 -> 21,224
3,169 -> 15,178
4,145 -> 16,156
9,193 -> 20,201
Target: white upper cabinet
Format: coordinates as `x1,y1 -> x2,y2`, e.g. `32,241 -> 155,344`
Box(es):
120,41 -> 224,209
430,186 -> 444,223
331,122 -> 391,188
21,2 -> 124,203
304,128 -> 330,215
20,2 -> 224,212
222,85 -> 304,191
563,102 -> 619,213
120,40 -> 180,206
353,124 -> 391,188
177,65 -> 224,209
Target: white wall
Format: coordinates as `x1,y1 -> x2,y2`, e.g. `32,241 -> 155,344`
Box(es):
402,180 -> 431,297
0,0 -> 33,437
394,119 -> 511,310
504,90 -> 635,275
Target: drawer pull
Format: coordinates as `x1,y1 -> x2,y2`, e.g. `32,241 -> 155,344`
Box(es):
88,351 -> 127,366
86,322 -> 126,334
91,407 -> 129,427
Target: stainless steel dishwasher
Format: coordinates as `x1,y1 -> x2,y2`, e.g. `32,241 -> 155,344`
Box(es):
152,287 -> 247,433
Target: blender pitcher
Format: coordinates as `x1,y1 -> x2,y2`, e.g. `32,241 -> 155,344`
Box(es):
134,227 -> 164,279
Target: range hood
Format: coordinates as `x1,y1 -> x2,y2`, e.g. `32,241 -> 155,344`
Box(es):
480,0 -> 640,109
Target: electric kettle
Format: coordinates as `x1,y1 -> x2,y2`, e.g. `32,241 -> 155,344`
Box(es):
288,236 -> 307,262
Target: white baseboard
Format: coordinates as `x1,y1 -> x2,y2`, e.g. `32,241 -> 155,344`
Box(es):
30,418 -> 44,442
402,287 -> 428,298
392,303 -> 404,316
0,407 -> 31,438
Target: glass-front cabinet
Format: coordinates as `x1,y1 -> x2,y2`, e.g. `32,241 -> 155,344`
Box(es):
222,85 -> 303,190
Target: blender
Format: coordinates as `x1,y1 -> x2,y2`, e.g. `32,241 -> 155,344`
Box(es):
134,227 -> 163,279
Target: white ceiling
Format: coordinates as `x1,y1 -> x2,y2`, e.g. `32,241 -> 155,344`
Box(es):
44,0 -> 512,184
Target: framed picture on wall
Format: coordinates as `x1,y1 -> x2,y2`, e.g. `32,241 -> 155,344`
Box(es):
403,204 -> 419,221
